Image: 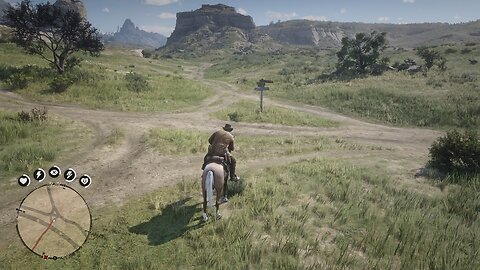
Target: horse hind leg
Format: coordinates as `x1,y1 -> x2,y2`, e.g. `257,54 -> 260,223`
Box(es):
202,190 -> 208,222
215,189 -> 222,220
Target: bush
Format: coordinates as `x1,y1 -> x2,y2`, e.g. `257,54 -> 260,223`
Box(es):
228,111 -> 241,122
461,48 -> 472,54
444,48 -> 457,54
49,75 -> 74,92
17,107 -> 48,122
6,73 -> 30,89
125,72 -> 150,92
428,130 -> 480,175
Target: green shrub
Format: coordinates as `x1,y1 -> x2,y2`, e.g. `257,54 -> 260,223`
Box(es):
6,73 -> 30,89
428,130 -> 480,176
49,75 -> 74,92
17,107 -> 48,122
125,72 -> 150,92
228,111 -> 241,122
461,48 -> 472,54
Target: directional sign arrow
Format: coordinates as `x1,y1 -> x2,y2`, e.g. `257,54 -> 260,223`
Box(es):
255,86 -> 269,91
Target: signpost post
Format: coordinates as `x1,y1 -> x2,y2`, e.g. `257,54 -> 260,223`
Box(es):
255,79 -> 273,112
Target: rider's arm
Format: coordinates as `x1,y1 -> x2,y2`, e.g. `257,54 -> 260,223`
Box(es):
208,133 -> 215,144
228,139 -> 235,152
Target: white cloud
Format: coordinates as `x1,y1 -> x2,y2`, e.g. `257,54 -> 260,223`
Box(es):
158,12 -> 176,19
140,25 -> 175,36
378,17 -> 389,21
340,8 -> 347,14
266,11 -> 298,21
144,0 -> 179,6
236,8 -> 247,16
402,0 -> 415,3
303,15 -> 327,21
101,8 -> 110,13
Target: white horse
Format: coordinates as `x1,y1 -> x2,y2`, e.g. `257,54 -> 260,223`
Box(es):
201,162 -> 228,222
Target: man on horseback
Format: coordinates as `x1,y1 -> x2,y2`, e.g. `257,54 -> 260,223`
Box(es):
202,124 -> 240,182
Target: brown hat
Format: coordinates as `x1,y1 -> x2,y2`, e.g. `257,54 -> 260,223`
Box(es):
223,124 -> 233,132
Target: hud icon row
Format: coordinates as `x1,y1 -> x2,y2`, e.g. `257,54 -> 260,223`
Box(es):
18,165 -> 92,188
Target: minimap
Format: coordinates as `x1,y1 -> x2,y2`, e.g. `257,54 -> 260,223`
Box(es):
16,183 -> 91,259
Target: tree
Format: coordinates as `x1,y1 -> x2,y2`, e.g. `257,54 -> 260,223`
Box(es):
6,0 -> 104,74
336,31 -> 388,76
416,47 -> 446,71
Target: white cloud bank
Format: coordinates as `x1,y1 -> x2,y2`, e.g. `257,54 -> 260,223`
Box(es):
303,15 -> 327,21
158,12 -> 176,19
144,0 -> 179,6
236,8 -> 247,15
266,11 -> 298,21
101,8 -> 110,13
403,0 -> 415,3
378,17 -> 389,21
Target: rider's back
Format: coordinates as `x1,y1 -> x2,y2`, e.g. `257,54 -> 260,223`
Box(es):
208,130 -> 234,156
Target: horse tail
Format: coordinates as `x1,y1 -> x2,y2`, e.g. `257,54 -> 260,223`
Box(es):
206,170 -> 214,207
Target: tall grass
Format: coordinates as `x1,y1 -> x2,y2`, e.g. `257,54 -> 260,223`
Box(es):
147,128 -> 365,160
3,158 -> 478,269
0,111 -> 89,181
213,100 -> 338,127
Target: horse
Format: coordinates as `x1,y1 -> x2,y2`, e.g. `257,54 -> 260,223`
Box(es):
201,162 -> 228,222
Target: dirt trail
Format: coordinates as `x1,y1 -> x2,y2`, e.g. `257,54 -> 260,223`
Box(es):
0,63 -> 441,227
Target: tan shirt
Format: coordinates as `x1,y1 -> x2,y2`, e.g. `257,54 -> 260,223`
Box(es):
207,130 -> 234,156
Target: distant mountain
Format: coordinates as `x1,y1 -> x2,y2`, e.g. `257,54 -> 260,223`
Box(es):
104,19 -> 167,48
163,3 -> 480,55
258,20 -> 480,48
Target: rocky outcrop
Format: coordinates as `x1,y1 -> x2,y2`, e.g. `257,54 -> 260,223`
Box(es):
0,0 -> 9,24
166,4 -> 255,46
53,0 -> 87,20
105,19 -> 167,48
258,20 -> 480,48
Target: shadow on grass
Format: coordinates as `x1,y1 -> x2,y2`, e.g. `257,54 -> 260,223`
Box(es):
128,197 -> 205,246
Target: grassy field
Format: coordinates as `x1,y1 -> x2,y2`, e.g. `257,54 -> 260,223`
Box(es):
205,44 -> 480,129
1,158 -> 478,269
0,110 -> 91,187
147,128 -> 377,161
212,100 -> 338,127
0,43 -> 212,112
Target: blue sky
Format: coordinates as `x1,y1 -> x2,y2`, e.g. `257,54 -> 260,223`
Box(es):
6,0 -> 480,36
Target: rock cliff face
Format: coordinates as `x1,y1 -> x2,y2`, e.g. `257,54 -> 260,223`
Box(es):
53,0 -> 87,20
0,0 -> 9,24
106,19 -> 167,48
166,4 -> 255,46
258,20 -> 480,48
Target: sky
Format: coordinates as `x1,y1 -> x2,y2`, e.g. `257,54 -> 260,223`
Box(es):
5,0 -> 480,36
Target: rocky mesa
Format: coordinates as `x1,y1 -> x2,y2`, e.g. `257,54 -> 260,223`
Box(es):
165,4 -> 257,52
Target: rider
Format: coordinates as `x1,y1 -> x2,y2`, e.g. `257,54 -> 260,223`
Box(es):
202,124 -> 240,181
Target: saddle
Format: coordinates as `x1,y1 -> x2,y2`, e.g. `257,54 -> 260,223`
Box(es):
204,154 -> 230,177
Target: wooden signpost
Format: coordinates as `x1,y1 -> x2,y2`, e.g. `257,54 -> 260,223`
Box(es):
255,79 -> 273,112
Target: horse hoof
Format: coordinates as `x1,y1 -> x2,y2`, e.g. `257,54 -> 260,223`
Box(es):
216,213 -> 222,220
202,213 -> 209,222
221,196 -> 228,203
